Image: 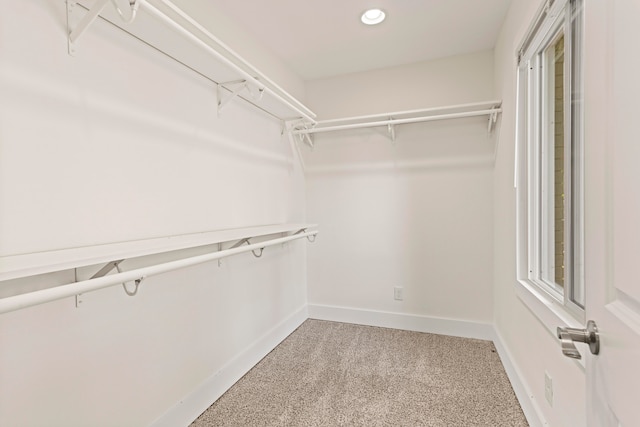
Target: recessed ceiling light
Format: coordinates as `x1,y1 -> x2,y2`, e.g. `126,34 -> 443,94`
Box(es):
361,8 -> 386,25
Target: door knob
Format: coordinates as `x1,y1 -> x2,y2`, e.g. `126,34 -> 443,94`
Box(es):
557,320 -> 600,359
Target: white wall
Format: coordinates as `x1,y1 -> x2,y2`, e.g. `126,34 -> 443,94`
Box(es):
304,52 -> 496,328
0,1 -> 590,425
0,1 -> 307,426
306,50 -> 495,119
492,1 -> 586,426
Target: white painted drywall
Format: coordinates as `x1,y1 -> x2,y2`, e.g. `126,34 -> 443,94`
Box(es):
306,50 -> 495,119
0,1 -> 307,426
303,52 -> 495,325
492,1 -> 586,426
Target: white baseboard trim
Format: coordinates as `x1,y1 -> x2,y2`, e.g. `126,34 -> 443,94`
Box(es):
150,305 -> 308,427
491,328 -> 547,427
307,304 -> 494,340
152,304 -> 543,427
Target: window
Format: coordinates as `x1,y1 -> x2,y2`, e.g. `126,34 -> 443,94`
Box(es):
515,0 -> 584,319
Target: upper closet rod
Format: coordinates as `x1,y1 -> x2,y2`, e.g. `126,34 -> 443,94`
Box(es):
68,0 -> 316,123
291,107 -> 501,135
0,230 -> 317,315
141,1 -> 316,123
149,0 -> 315,122
314,100 -> 502,126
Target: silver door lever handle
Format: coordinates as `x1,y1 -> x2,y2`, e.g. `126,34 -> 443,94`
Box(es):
556,320 -> 600,359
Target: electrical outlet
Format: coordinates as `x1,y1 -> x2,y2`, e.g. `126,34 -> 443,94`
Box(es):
393,286 -> 404,301
544,371 -> 553,406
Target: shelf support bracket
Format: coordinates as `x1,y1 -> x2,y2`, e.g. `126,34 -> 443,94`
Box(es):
246,83 -> 265,101
300,133 -> 314,150
74,259 -> 124,307
229,237 -> 251,249
303,133 -> 314,150
294,126 -> 314,150
216,79 -> 266,116
217,80 -> 248,116
488,108 -> 499,135
67,0 -> 140,56
229,237 -> 265,258
387,119 -> 396,143
74,268 -> 83,308
67,0 -> 110,56
90,259 -> 125,280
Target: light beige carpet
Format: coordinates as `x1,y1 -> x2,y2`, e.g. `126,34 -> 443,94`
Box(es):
191,319 -> 528,426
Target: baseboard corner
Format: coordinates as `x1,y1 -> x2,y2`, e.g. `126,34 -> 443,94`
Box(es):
150,305 -> 308,427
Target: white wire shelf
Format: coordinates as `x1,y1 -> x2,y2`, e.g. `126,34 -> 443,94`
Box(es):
0,223 -> 318,314
290,100 -> 502,146
0,223 -> 317,282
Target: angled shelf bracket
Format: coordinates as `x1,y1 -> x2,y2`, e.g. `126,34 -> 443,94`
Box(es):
66,0 -> 110,56
291,122 -> 315,149
217,80 -> 248,116
89,259 -> 125,280
228,237 -> 263,257
300,133 -> 314,150
387,119 -> 396,143
229,237 -> 252,249
75,259 -> 125,307
217,80 -> 265,116
84,259 -> 145,299
66,0 -> 140,56
487,108 -> 499,135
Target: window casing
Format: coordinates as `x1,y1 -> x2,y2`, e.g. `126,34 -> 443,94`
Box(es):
515,0 -> 584,320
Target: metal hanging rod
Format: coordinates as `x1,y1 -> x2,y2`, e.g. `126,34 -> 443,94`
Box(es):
150,0 -> 314,120
69,8 -> 290,124
141,0 -> 315,123
291,101 -> 502,135
66,0 -> 316,123
0,230 -> 318,315
312,101 -> 502,126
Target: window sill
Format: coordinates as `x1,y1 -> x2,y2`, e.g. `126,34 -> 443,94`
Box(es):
515,279 -> 586,368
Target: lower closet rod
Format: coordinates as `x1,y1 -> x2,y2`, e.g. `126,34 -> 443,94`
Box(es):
0,230 -> 318,315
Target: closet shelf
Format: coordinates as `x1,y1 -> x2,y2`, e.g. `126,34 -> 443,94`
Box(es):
290,100 -> 502,145
0,224 -> 318,314
0,223 -> 317,282
66,0 -> 316,124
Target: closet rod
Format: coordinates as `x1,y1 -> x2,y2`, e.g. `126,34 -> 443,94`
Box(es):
0,230 -> 318,315
139,0 -> 316,123
315,100 -> 502,125
291,108 -> 502,135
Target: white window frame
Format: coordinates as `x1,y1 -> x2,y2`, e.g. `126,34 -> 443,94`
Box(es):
515,0 -> 585,332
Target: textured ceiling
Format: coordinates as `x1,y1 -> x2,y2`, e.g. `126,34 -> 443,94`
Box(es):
208,0 -> 512,81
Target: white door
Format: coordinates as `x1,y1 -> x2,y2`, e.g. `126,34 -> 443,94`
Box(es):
584,1 -> 640,426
